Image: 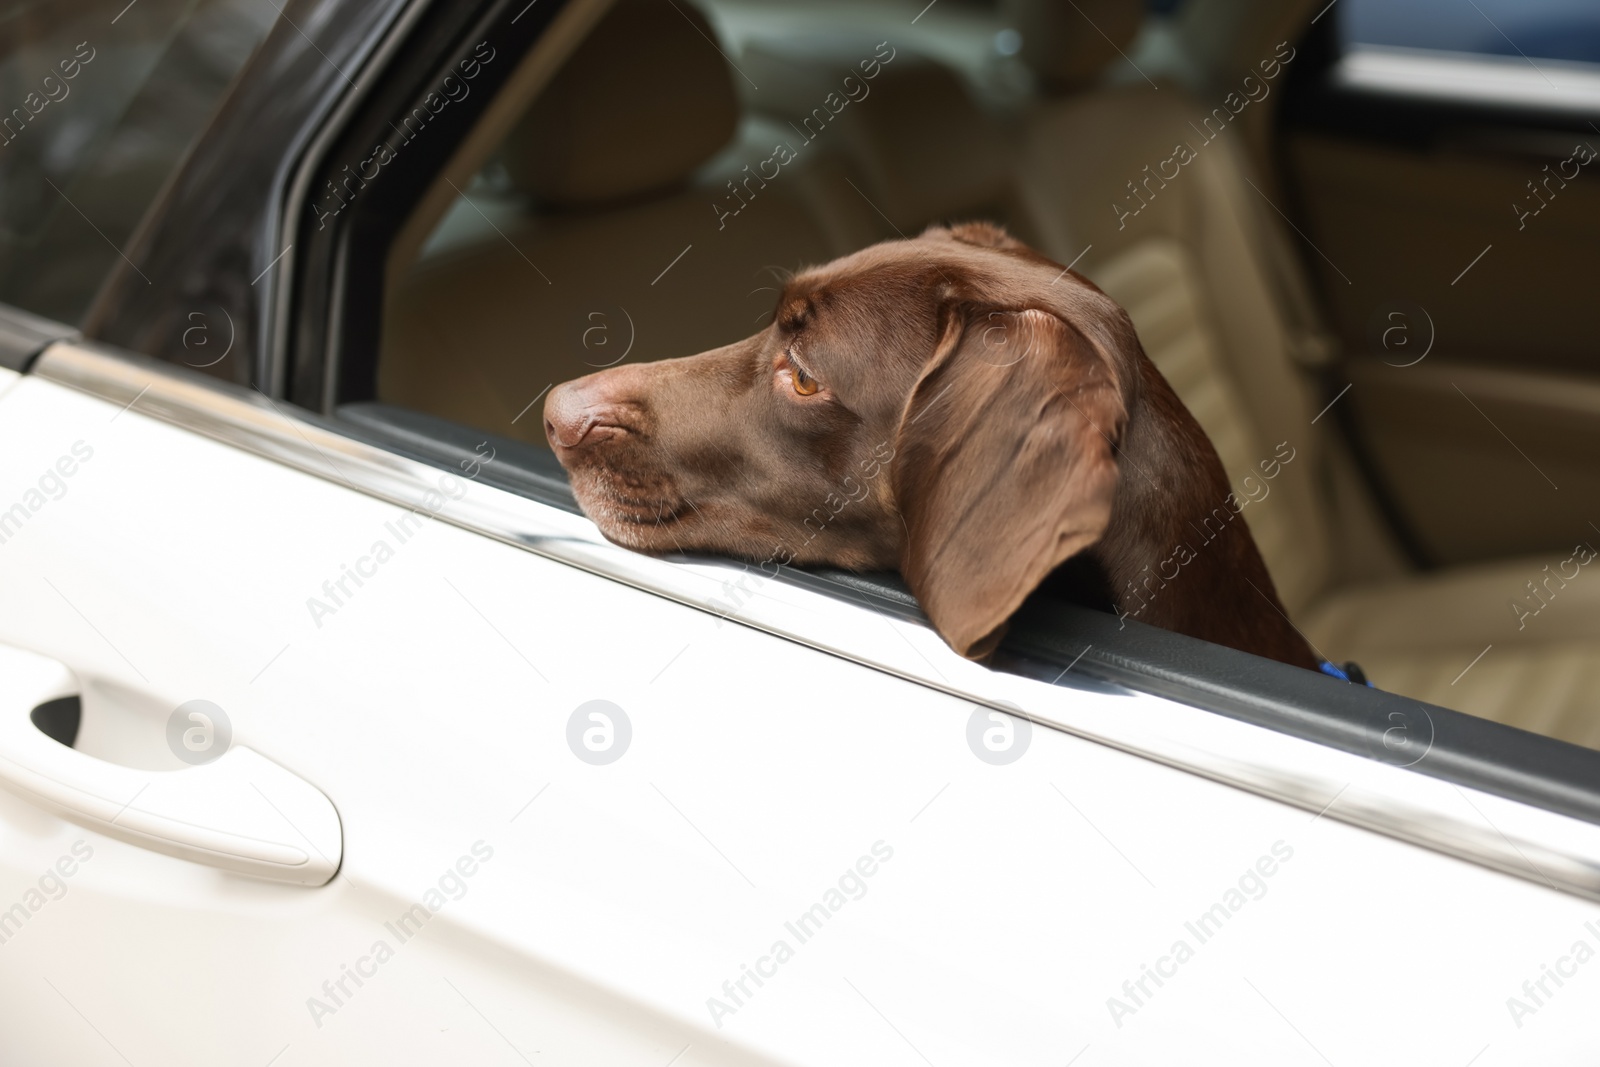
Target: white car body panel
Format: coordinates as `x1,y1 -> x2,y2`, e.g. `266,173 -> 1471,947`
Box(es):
0,365 -> 1596,1065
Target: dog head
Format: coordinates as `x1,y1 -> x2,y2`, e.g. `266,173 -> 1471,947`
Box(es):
545,223 -> 1134,657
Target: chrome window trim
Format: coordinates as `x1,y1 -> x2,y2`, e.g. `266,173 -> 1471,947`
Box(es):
1334,44 -> 1600,115
30,338 -> 1600,903
0,303 -> 77,373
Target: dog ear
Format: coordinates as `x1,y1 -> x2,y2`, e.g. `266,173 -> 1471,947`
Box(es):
892,306 -> 1127,658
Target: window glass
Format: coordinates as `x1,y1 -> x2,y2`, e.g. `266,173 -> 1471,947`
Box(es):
0,0 -> 275,324
1340,0 -> 1600,66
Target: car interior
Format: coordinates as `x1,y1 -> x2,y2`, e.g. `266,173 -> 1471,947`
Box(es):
352,0 -> 1600,751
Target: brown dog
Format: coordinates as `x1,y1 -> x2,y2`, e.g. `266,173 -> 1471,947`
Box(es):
544,223 -> 1317,669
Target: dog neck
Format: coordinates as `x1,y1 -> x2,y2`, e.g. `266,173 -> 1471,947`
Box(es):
1087,361 -> 1318,669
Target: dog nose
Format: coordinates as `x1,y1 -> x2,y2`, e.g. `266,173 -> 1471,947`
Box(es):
546,379 -> 639,452
544,382 -> 600,450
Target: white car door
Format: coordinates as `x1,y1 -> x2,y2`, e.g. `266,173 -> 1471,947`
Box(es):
1,335 -> 1599,1067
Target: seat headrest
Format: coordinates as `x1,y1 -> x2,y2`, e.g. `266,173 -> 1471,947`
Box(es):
999,0 -> 1145,90
740,41 -> 1010,230
502,0 -> 739,207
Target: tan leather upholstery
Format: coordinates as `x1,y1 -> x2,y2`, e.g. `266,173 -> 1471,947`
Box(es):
500,0 -> 738,206
1304,553 -> 1600,750
1006,0 -> 1600,746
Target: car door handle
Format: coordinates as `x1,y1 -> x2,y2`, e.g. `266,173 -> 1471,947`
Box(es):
0,644 -> 341,886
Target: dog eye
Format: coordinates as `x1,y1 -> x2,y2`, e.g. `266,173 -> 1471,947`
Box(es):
793,365 -> 820,396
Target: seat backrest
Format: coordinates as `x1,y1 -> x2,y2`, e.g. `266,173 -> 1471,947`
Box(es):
379,0 -> 886,443
1006,1 -> 1337,615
